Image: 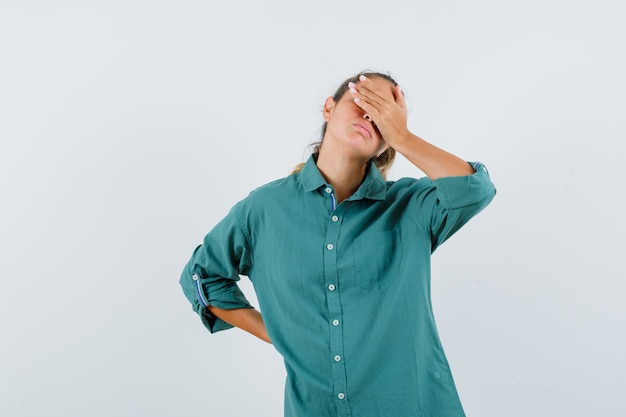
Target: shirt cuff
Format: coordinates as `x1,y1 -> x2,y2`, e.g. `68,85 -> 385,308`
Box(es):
433,161 -> 495,210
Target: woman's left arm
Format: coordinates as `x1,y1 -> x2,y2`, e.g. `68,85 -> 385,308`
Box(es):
389,132 -> 476,180
350,75 -> 475,180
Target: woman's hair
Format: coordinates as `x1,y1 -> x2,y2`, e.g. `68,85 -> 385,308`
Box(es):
292,71 -> 399,179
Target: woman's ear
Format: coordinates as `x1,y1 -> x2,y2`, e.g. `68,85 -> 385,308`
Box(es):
323,97 -> 335,122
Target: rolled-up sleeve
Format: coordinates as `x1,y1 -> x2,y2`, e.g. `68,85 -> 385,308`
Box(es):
412,162 -> 496,251
179,202 -> 254,333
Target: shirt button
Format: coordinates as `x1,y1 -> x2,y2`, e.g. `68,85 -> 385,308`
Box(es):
331,215 -> 339,222
326,243 -> 334,250
325,187 -> 332,194
328,284 -> 336,291
338,393 -> 345,400
332,319 -> 340,326
334,355 -> 342,362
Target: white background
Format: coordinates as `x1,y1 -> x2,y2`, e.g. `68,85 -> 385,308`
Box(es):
1,1 -> 625,416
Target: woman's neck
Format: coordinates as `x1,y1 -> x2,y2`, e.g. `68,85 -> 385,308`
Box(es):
315,151 -> 369,204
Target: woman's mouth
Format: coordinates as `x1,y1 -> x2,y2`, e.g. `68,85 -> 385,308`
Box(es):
354,123 -> 372,137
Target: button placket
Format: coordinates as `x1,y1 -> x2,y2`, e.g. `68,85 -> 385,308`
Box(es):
322,202 -> 349,412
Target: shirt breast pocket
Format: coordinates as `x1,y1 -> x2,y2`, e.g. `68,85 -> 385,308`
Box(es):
352,229 -> 402,292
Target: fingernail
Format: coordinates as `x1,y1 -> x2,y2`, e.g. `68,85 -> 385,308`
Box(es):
348,82 -> 355,88
359,75 -> 367,82
350,87 -> 357,94
354,97 -> 360,103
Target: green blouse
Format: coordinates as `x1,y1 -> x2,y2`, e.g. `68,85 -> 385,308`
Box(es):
180,156 -> 496,417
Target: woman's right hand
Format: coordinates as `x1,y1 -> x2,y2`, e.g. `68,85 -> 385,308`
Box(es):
208,306 -> 272,344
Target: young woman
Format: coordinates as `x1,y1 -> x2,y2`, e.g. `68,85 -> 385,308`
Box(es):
180,71 -> 496,417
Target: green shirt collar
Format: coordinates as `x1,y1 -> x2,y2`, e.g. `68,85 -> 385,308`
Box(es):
300,155 -> 387,201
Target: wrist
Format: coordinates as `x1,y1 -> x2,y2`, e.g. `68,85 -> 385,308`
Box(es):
387,131 -> 417,153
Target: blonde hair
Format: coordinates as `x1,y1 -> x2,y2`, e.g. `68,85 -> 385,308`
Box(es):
292,146 -> 396,180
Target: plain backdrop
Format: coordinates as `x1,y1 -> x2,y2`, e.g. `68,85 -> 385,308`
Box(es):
1,1 -> 625,416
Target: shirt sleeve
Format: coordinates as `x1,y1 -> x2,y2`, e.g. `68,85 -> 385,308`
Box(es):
179,202 -> 254,333
413,162 -> 496,252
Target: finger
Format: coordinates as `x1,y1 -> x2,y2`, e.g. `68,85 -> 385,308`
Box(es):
357,75 -> 394,104
349,82 -> 383,108
394,85 -> 406,109
352,95 -> 378,119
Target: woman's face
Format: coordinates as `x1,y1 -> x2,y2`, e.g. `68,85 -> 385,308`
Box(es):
322,76 -> 394,161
